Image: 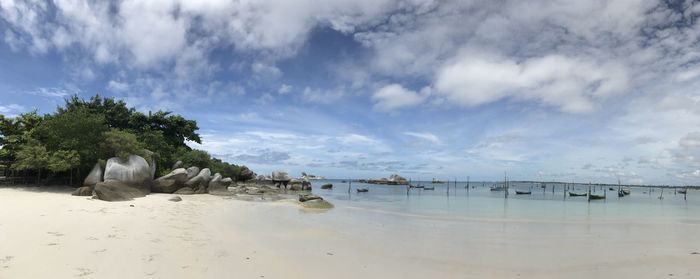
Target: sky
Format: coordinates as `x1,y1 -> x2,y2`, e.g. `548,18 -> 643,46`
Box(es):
2,0 -> 700,184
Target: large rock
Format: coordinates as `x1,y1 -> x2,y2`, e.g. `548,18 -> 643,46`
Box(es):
171,160 -> 183,170
272,171 -> 291,181
185,168 -> 211,194
185,167 -> 200,180
94,180 -> 148,201
103,155 -> 153,191
152,168 -> 188,193
321,183 -> 333,190
83,163 -> 103,186
208,174 -> 233,196
238,166 -> 255,181
72,186 -> 93,196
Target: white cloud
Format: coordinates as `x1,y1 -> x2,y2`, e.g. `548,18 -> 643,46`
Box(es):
372,84 -> 430,111
107,80 -> 129,92
302,87 -> 344,104
26,87 -> 75,98
278,84 -> 292,95
404,132 -> 441,144
0,104 -> 26,117
434,53 -> 629,113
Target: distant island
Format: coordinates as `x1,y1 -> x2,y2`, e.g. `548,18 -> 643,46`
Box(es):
359,174 -> 409,185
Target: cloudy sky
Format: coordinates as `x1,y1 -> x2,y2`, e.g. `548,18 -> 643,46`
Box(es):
2,0 -> 700,184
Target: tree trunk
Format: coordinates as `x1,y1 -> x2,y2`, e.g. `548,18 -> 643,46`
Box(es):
69,168 -> 73,186
37,169 -> 41,185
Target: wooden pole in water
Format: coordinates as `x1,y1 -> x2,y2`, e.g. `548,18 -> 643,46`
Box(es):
466,176 -> 470,195
348,180 -> 351,194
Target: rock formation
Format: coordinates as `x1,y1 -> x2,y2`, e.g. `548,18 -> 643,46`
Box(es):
185,168 -> 211,194
103,155 -> 153,189
238,165 -> 255,181
152,168 -> 188,193
185,166 -> 200,180
321,183 -> 333,189
174,187 -> 194,195
208,173 -> 233,196
71,186 -> 93,196
171,160 -> 183,170
94,180 -> 148,201
83,163 -> 103,186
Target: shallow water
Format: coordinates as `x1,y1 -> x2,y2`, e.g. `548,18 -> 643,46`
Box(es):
308,180 -> 700,224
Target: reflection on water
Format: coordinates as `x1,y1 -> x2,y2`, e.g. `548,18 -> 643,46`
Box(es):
309,180 -> 699,223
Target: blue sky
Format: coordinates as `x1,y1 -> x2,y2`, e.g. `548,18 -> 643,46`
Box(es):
2,1 -> 700,184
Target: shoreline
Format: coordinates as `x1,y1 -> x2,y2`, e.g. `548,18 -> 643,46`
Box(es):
1,186 -> 699,278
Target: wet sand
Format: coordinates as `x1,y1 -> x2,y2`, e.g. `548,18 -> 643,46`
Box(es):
0,186 -> 699,278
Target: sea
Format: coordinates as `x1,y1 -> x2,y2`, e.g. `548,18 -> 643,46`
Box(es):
306,180 -> 699,223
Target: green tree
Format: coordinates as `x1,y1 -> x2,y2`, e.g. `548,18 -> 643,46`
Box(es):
12,139 -> 49,183
99,129 -> 144,160
175,148 -> 211,169
60,94 -> 134,129
32,108 -> 108,172
48,150 -> 80,185
0,111 -> 44,163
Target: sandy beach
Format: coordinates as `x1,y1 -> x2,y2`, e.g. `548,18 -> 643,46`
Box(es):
1,186 -> 699,279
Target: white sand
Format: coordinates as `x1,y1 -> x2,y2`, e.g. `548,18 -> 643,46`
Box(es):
1,186 -> 699,279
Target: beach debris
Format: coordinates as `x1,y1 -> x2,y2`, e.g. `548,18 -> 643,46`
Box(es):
168,196 -> 182,202
130,204 -> 134,207
71,186 -> 93,196
691,252 -> 700,255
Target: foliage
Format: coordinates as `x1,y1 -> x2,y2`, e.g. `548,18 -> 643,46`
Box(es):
31,108 -> 108,170
12,139 -> 49,171
99,129 -> 145,160
47,150 -> 80,173
175,148 -> 212,169
0,111 -> 44,162
0,94 -> 254,184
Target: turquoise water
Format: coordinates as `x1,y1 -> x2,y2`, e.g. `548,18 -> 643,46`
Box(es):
309,180 -> 700,224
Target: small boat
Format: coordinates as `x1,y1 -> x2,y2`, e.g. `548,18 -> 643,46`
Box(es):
678,189 -> 688,194
541,185 -> 546,188
410,185 -> 424,189
589,194 -> 606,200
490,185 -> 506,191
423,186 -> 435,190
621,189 -> 630,195
618,190 -> 625,197
568,192 -> 587,197
515,190 -> 531,195
321,183 -> 333,190
356,188 -> 369,193
609,187 -> 615,191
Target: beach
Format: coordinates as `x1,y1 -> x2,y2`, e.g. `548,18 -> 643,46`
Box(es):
1,186 -> 699,279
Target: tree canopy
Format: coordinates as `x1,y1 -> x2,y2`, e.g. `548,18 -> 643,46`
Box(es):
0,94 -> 251,184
